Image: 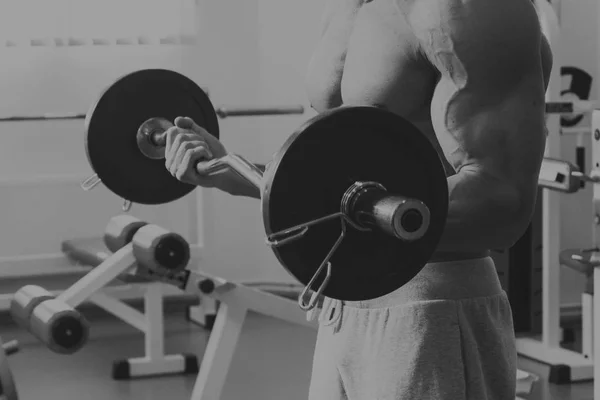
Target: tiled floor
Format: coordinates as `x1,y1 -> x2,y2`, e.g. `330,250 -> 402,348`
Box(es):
0,306 -> 595,400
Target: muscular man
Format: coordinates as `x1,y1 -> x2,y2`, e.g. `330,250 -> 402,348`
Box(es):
166,0 -> 552,398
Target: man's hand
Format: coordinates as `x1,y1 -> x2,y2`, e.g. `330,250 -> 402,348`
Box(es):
165,116 -> 228,188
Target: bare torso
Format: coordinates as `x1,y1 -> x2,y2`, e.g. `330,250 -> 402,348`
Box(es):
305,0 -> 552,262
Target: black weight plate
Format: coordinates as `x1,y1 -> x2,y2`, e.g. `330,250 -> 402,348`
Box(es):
85,69 -> 220,205
262,106 -> 448,301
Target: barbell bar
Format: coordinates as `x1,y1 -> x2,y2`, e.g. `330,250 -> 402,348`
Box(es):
1,99 -> 586,124
0,105 -> 303,124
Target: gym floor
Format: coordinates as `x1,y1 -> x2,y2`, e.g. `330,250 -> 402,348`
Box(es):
0,302 -> 594,400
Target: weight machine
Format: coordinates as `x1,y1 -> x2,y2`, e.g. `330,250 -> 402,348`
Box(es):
512,0 -> 598,384
533,112 -> 600,397
9,215 -> 314,400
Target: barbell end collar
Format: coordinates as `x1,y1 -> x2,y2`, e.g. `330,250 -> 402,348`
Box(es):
388,199 -> 431,242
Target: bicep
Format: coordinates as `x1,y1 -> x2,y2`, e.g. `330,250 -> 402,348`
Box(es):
414,0 -> 547,209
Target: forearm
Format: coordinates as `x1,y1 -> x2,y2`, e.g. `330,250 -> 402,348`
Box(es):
434,168 -> 528,253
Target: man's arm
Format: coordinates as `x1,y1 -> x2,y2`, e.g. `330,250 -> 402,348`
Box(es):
220,163 -> 266,199
411,0 -> 549,252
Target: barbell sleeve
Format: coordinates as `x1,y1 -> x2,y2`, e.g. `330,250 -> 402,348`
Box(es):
215,105 -> 304,119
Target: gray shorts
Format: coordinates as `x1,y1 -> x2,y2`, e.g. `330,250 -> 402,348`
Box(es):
307,257 -> 517,400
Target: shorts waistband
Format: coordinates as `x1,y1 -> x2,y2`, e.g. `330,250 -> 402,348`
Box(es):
339,256 -> 502,309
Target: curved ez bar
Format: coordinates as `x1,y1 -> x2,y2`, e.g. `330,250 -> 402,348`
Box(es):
198,154 -> 264,189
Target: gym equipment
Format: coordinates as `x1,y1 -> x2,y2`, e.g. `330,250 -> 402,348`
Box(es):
560,67 -> 594,127
81,69 -> 448,308
538,157 -> 599,193
11,285 -> 89,354
514,0 -> 598,384
80,69 -> 305,206
0,337 -> 18,400
0,106 -> 302,124
589,112 -> 600,400
525,140 -> 600,384
544,112 -> 600,396
10,216 -> 199,379
14,214 -> 313,399
546,100 -> 597,115
516,369 -> 539,400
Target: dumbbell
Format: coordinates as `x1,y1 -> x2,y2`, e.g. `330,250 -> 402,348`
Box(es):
10,286 -> 89,355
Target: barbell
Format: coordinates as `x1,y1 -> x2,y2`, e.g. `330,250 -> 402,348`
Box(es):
80,68 -> 448,306
0,104 -> 302,123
